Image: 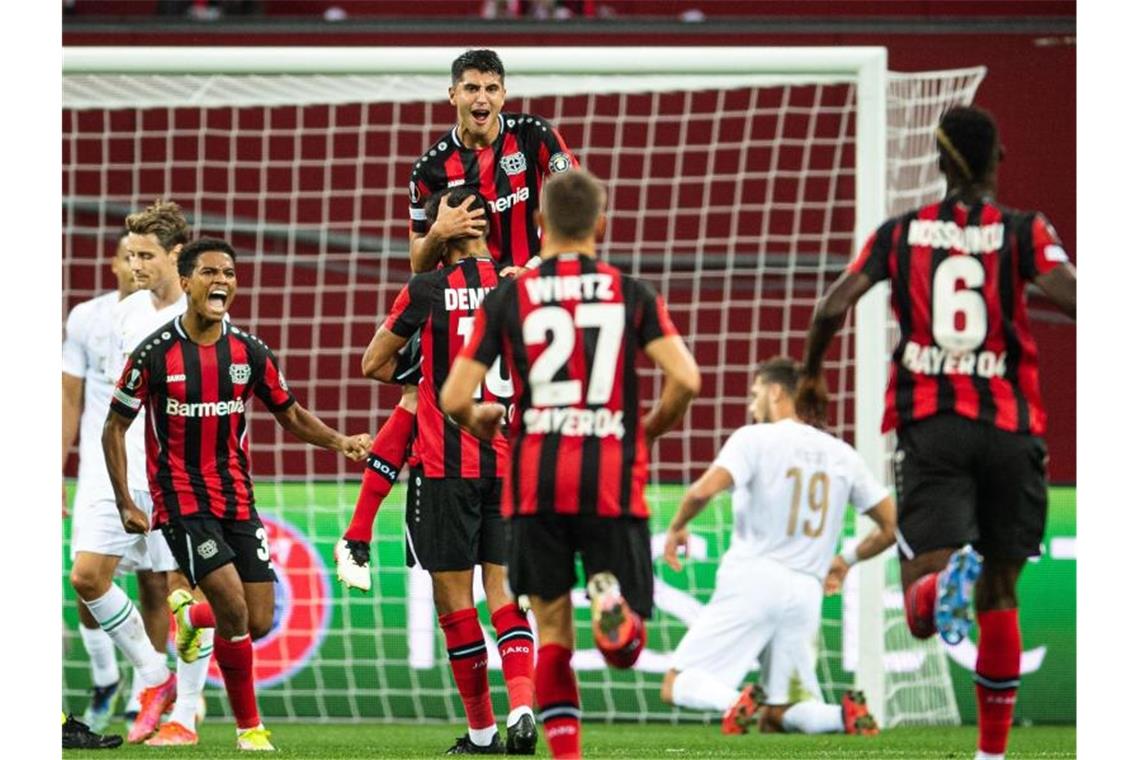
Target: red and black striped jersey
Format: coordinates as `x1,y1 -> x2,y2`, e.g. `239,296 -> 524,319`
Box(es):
384,256 -> 510,478
459,253 -> 680,520
849,196 -> 1070,436
109,318 -> 295,525
408,113 -> 578,269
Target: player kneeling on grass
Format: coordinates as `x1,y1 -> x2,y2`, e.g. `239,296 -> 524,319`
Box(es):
103,237 -> 372,752
442,170 -> 701,759
659,358 -> 896,737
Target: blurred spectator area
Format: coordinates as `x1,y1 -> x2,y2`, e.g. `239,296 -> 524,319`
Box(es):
65,0 -> 1074,21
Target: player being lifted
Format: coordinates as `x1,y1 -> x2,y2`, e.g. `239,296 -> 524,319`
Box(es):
659,358 -> 896,736
441,170 -> 700,759
63,231 -> 170,733
336,48 -> 579,589
104,237 -> 371,752
357,187 -> 538,755
798,106 -> 1076,760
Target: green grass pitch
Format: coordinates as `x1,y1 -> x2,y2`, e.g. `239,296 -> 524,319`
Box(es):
63,721 -> 1075,758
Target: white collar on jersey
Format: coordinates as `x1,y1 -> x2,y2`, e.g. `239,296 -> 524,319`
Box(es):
451,114 -> 506,149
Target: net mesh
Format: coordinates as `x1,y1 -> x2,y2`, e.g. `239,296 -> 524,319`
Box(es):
62,64 -> 983,726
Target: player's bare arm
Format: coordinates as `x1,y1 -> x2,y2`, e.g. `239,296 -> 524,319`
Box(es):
271,404 -> 372,462
664,466 -> 735,572
798,270 -> 874,423
439,355 -> 505,442
824,495 -> 897,595
641,334 -> 701,444
100,409 -> 149,535
409,194 -> 486,273
1034,263 -> 1076,320
62,372 -> 84,516
360,327 -> 411,382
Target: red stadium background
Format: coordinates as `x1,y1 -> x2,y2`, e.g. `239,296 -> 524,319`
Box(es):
63,1 -> 1076,482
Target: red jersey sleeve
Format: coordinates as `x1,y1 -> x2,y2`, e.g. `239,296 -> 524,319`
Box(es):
846,219 -> 896,283
632,278 -> 679,347
528,115 -> 579,176
250,340 -> 296,413
1020,212 -> 1070,280
110,348 -> 150,420
383,275 -> 434,338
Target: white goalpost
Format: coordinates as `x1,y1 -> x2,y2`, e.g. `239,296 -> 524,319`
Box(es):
62,46 -> 983,727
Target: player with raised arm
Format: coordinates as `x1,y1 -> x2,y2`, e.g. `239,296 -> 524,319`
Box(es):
358,187 -> 537,755
441,170 -> 700,759
798,106 -> 1077,760
658,358 -> 896,737
103,237 -> 372,752
335,49 -> 579,588
63,232 -> 166,733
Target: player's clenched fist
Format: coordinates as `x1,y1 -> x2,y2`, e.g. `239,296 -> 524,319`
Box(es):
117,502 -> 150,534
339,434 -> 373,462
468,402 -> 506,442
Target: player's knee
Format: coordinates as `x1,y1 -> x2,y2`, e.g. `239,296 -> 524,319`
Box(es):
248,612 -> 273,641
69,567 -> 109,600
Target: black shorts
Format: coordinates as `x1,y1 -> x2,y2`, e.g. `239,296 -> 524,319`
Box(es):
160,512 -> 277,588
507,514 -> 654,619
404,466 -> 506,572
894,413 -> 1048,561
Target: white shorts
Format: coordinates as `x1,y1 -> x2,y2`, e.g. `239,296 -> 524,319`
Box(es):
70,488 -> 178,574
669,554 -> 823,705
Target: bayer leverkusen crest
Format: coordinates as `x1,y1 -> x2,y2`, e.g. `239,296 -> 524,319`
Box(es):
200,514 -> 331,689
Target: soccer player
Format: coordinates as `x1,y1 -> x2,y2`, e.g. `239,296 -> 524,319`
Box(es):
103,236 -> 373,751
358,187 -> 537,755
63,232 -> 171,732
335,48 -> 579,586
441,169 -> 701,759
658,358 -> 896,736
798,106 -> 1077,760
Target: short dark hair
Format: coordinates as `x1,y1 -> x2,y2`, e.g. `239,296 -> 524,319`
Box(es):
178,237 -> 237,278
540,169 -> 606,242
424,186 -> 492,240
451,49 -> 505,84
125,199 -> 190,252
936,106 -> 999,182
756,356 -> 801,394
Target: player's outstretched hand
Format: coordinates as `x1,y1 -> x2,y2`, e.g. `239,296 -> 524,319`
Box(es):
663,524 -> 690,572
824,555 -> 850,596
469,402 -> 506,442
118,503 -> 150,535
795,373 -> 829,428
498,265 -> 526,279
433,193 -> 486,240
340,433 -> 373,462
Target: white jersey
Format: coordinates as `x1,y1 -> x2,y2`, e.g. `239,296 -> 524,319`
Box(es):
112,289 -> 188,491
63,291 -> 123,498
713,418 -> 889,582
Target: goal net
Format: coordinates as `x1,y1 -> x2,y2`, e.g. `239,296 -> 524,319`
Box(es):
62,48 -> 983,727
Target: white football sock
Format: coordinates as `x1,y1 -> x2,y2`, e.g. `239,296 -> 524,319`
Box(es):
468,724 -> 498,746
79,624 -> 120,688
506,705 -> 534,728
126,667 -> 145,713
781,701 -> 844,733
170,628 -> 214,729
975,752 -> 1004,760
82,585 -> 169,688
670,668 -> 740,712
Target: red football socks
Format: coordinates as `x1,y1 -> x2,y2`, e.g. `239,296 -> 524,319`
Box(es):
188,602 -> 216,629
491,604 -> 535,711
536,644 -> 581,759
344,405 -> 415,543
213,633 -> 261,730
439,608 -> 495,731
904,572 -> 938,639
975,608 -> 1021,756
